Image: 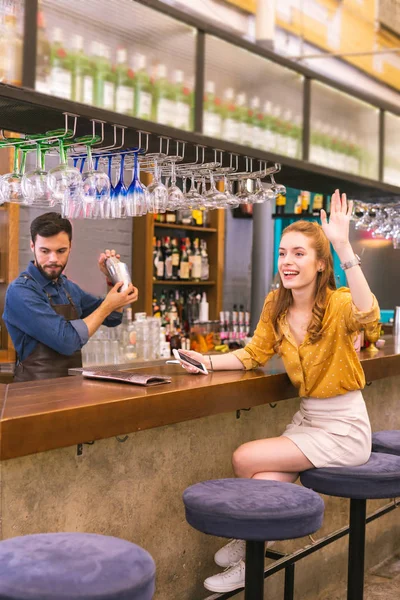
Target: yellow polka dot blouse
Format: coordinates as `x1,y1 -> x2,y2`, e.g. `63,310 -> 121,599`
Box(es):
233,287 -> 380,398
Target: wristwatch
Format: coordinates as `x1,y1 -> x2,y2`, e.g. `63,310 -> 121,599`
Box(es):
340,254 -> 361,270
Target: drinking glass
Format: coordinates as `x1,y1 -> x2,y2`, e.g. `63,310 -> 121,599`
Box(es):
205,169 -> 227,207
1,141 -> 30,205
22,139 -> 54,208
111,153 -> 127,218
75,135 -> 110,220
184,172 -> 203,208
126,151 -> 148,217
146,154 -> 168,213
47,130 -> 83,214
165,156 -> 185,210
251,178 -> 276,203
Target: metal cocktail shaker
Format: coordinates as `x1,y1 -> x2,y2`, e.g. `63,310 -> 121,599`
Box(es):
105,256 -> 132,292
394,306 -> 400,337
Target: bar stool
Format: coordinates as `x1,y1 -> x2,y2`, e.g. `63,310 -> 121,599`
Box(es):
183,478 -> 324,600
0,532 -> 156,599
372,430 -> 400,456
301,452 -> 400,600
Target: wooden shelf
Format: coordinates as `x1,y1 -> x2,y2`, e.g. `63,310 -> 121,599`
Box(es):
154,223 -> 218,233
153,280 -> 216,286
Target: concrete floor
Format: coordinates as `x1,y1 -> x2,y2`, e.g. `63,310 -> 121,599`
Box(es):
318,554 -> 400,600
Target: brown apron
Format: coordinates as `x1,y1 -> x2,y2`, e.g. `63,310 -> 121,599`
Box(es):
14,276 -> 83,382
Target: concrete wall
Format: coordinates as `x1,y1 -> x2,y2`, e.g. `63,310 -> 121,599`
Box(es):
2,375 -> 400,600
223,209 -> 253,312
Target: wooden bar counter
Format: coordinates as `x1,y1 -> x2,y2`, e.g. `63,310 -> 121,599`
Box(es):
1,337 -> 399,461
1,338 -> 400,600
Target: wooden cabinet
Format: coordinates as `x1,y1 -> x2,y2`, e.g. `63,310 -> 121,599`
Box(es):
0,202 -> 19,363
132,211 -> 225,320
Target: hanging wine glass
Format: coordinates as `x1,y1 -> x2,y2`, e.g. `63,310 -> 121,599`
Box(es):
126,151 -> 148,217
164,156 -> 185,210
146,154 -> 168,213
1,139 -> 30,205
47,130 -> 83,216
184,172 -> 203,208
111,153 -> 127,218
75,135 -> 110,220
22,137 -> 54,208
205,169 -> 227,208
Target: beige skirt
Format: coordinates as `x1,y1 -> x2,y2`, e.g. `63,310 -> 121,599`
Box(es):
282,390 -> 371,468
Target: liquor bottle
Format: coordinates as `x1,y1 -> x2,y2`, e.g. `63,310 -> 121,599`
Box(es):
153,63 -> 173,126
263,101 -> 275,151
236,92 -> 250,147
186,237 -> 193,280
154,239 -> 164,280
239,304 -> 245,325
173,69 -> 190,131
294,195 -> 302,215
125,318 -> 137,361
0,12 -> 22,86
178,207 -> 192,226
163,237 -> 173,280
50,28 -> 72,100
301,191 -> 310,215
171,238 -> 180,280
91,42 -> 109,108
179,242 -> 190,280
35,8 -> 51,93
191,238 -> 202,281
159,291 -> 167,327
152,293 -> 161,318
115,47 -> 134,116
275,193 -> 286,215
250,96 -> 263,150
167,298 -> 179,334
221,88 -> 239,143
192,208 -> 203,227
200,240 -> 209,281
203,80 -> 222,138
273,105 -> 285,155
102,45 -> 115,111
165,210 -> 176,224
133,53 -> 153,120
312,194 -> 324,217
70,35 -> 86,103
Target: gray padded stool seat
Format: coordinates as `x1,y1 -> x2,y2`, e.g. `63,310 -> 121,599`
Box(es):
372,430 -> 400,456
183,478 -> 324,600
0,533 -> 156,600
301,452 -> 400,600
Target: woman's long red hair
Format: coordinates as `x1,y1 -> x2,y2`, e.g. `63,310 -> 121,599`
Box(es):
263,220 -> 336,353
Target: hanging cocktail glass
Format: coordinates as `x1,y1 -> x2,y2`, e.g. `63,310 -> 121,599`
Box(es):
146,154 -> 168,213
1,139 -> 30,205
111,153 -> 127,218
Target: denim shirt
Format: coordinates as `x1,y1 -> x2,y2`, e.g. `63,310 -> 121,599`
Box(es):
2,261 -> 122,361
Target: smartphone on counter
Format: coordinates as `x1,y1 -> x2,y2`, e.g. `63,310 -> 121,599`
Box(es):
172,349 -> 209,375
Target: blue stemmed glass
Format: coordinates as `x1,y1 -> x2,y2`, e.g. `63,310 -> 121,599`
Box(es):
126,151 -> 148,217
110,154 -> 127,219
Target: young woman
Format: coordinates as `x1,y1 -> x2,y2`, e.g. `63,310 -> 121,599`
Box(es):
179,190 -> 380,594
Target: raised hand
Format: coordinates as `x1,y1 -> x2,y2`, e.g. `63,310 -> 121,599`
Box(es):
321,189 -> 353,248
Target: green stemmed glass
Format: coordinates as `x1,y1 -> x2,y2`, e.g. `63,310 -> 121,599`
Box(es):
22,136 -> 54,208
0,138 -> 30,205
46,129 -> 83,214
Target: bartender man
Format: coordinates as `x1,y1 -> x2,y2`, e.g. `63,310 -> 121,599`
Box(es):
3,212 -> 138,382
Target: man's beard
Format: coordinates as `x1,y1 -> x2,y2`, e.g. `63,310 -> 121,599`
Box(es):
34,253 -> 67,281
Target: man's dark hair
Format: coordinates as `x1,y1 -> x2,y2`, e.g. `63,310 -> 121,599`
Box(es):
30,212 -> 72,243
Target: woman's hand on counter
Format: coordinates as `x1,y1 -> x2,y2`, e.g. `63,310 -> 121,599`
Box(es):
177,350 -> 245,373
177,350 -> 209,374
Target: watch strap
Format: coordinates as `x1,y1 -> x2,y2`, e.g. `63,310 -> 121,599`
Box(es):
340,254 -> 361,270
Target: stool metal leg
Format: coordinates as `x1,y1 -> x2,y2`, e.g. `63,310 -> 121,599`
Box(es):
284,563 -> 295,600
347,498 -> 366,600
245,541 -> 265,600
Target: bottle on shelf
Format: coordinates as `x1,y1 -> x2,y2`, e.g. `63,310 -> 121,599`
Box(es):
35,7 -> 51,93
0,11 -> 22,87
153,63 -> 174,126
203,80 -> 222,139
165,210 -> 176,224
294,195 -> 302,215
312,193 -> 324,217
191,238 -> 202,281
179,242 -> 190,280
115,47 -> 135,116
249,96 -> 263,150
70,34 -> 86,104
186,237 -> 193,279
301,190 -> 310,215
133,53 -> 153,120
221,88 -> 239,144
124,308 -> 137,361
50,28 -> 72,100
163,236 -> 173,280
235,92 -> 250,147
102,45 -> 115,111
199,292 -> 209,322
91,42 -> 110,109
171,238 -> 180,280
173,69 -> 191,131
200,240 -> 209,281
154,239 -> 164,280
263,101 -> 276,151
275,192 -> 286,215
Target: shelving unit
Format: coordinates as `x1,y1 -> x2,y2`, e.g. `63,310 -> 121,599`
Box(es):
132,212 -> 225,319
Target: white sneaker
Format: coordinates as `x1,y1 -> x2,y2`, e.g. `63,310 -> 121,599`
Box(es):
204,560 -> 246,593
214,538 -> 276,568
214,539 -> 246,568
